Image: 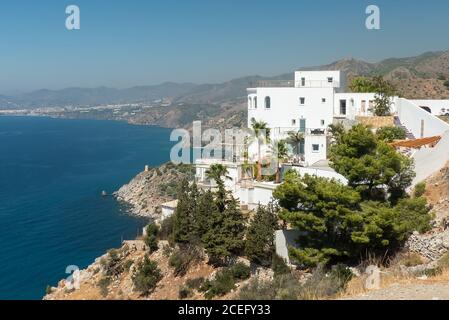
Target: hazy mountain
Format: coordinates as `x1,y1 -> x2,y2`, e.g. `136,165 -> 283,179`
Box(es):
2,50 -> 449,109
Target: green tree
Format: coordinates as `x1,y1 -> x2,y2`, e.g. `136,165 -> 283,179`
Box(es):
376,126 -> 407,142
251,119 -> 271,181
350,76 -> 396,116
245,204 -> 279,265
273,171 -> 432,267
132,255 -> 163,296
349,76 -> 378,93
329,124 -> 415,202
144,223 -> 160,253
173,179 -> 197,243
202,196 -> 246,264
206,164 -> 231,211
371,76 -> 396,116
270,139 -> 289,183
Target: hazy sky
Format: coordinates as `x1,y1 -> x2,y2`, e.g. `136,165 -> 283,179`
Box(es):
1,0 -> 448,93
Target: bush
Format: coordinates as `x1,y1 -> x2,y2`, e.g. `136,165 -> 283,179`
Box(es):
229,262 -> 251,280
98,277 -> 111,297
271,254 -> 290,277
185,277 -> 205,290
299,265 -> 353,299
414,182 -> 427,198
438,252 -> 449,269
169,246 -> 202,276
132,255 -> 162,296
376,126 -> 407,142
144,224 -> 159,253
204,269 -> 236,299
444,80 -> 449,90
101,249 -> 124,277
179,286 -> 193,299
395,252 -> 424,267
238,273 -> 301,300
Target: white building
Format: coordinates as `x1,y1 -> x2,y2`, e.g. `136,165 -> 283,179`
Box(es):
194,69 -> 449,208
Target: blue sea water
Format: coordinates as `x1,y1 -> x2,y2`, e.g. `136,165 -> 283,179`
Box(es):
0,116 -> 173,300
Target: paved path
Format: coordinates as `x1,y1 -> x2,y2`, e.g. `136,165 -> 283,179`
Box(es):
348,282 -> 449,300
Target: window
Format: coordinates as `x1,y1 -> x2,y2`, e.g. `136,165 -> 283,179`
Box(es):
322,98 -> 326,103
301,77 -> 305,86
300,97 -> 305,105
321,120 -> 325,126
327,77 -> 333,83
291,119 -> 296,126
361,100 -> 366,113
299,119 -> 306,133
312,144 -> 320,152
339,100 -> 347,115
248,97 -> 252,108
265,96 -> 271,109
254,97 -> 257,109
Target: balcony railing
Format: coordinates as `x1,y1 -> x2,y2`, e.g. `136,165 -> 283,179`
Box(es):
250,80 -> 295,88
250,80 -> 340,88
271,127 -> 328,137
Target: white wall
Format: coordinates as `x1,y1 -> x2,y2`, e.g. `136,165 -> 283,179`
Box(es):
412,131 -> 449,185
396,98 -> 449,138
289,166 -> 348,184
409,100 -> 449,116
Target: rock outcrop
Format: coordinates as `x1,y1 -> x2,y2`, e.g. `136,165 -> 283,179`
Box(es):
405,231 -> 449,261
114,163 -> 194,219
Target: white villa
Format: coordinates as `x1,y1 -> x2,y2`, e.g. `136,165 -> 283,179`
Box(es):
193,69 -> 449,211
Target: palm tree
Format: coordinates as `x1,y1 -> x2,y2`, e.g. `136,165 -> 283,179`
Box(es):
286,131 -> 304,155
270,139 -> 289,183
205,164 -> 231,190
251,119 -> 271,181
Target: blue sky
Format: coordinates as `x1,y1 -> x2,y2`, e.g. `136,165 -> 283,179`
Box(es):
0,0 -> 448,93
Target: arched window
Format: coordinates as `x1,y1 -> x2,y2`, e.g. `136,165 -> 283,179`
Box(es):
254,97 -> 257,109
265,96 -> 271,109
248,97 -> 252,108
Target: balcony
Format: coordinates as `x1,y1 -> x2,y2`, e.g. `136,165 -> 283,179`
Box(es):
249,80 -> 295,88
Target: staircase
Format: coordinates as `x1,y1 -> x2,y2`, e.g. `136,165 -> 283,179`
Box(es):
394,116 -> 415,140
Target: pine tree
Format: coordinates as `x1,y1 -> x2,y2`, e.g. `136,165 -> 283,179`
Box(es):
245,204 -> 279,266
173,178 -> 195,243
194,190 -> 216,240
202,196 -> 246,264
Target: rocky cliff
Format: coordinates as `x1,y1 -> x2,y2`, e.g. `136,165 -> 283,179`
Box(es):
114,163 -> 195,219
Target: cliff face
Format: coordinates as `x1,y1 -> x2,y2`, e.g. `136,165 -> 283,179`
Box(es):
114,163 -> 195,219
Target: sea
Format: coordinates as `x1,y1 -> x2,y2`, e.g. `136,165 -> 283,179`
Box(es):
0,116 -> 174,299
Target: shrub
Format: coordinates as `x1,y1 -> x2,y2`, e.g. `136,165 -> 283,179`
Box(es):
185,277 -> 205,290
229,262 -> 251,280
132,255 -> 163,296
395,252 -> 424,267
169,246 -> 202,276
179,286 -> 193,299
414,182 -> 427,198
444,80 -> 449,90
238,273 -> 301,300
271,254 -> 290,277
204,269 -> 236,299
144,224 -> 159,253
438,252 -> 449,269
424,267 -> 442,277
299,265 -> 353,299
159,215 -> 174,242
376,126 -> 407,142
98,277 -> 111,297
101,249 -> 124,277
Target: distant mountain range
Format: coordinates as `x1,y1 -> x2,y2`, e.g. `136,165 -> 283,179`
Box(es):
2,50 -> 449,109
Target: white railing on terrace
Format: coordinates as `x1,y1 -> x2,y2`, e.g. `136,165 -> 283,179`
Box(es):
250,79 -> 340,88
271,127 -> 327,137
